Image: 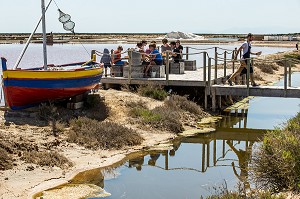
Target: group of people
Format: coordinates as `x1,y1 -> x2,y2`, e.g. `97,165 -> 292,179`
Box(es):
101,33 -> 263,86
100,39 -> 184,77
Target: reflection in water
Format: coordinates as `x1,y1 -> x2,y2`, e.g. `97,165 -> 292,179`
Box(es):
95,116 -> 266,199
226,140 -> 253,191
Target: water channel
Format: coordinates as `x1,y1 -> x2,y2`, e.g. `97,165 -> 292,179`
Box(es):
84,74 -> 300,199
1,43 -> 299,198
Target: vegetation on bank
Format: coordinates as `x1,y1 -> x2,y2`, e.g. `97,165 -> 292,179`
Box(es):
68,118 -> 143,149
210,112 -> 300,198
251,112 -> 300,193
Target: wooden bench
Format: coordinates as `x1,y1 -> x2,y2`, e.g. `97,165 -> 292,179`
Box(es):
169,62 -> 184,74
123,65 -> 144,78
111,65 -> 123,77
184,60 -> 197,71
151,65 -> 165,78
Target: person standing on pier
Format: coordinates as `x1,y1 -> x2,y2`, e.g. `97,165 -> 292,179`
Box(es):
227,33 -> 262,86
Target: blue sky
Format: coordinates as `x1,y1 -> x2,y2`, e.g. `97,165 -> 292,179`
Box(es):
1,0 -> 300,34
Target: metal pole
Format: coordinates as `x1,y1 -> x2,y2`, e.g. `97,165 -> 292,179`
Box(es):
186,46 -> 189,60
41,0 -> 48,70
14,0 -> 53,70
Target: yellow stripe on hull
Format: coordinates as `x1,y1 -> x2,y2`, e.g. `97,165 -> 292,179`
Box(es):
3,68 -> 103,79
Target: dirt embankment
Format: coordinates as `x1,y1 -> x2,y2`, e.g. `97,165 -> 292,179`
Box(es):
0,88 -> 209,199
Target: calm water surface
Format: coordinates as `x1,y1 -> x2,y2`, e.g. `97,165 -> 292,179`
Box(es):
2,44 -> 299,198
0,43 -> 292,69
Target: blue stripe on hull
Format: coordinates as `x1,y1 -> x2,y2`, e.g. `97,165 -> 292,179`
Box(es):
4,75 -> 102,89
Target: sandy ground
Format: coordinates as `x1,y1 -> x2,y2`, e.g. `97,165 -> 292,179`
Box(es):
0,47 -> 299,199
0,90 -> 177,199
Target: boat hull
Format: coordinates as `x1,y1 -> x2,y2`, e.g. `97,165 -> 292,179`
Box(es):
2,64 -> 103,110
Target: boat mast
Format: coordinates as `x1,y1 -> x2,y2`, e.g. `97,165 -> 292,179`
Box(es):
41,0 -> 48,70
13,0 -> 52,70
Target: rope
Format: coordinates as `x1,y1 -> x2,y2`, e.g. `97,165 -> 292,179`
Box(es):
189,46 -> 215,51
217,47 -> 234,51
53,0 -> 59,9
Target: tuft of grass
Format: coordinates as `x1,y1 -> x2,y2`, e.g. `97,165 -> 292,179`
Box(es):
165,95 -> 208,118
137,85 -> 168,101
0,147 -> 13,170
255,62 -> 279,74
68,117 -> 143,149
130,105 -> 183,133
252,112 -> 300,193
22,151 -> 73,169
83,94 -> 110,121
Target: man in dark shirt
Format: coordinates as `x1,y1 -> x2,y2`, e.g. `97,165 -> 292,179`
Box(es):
170,41 -> 181,63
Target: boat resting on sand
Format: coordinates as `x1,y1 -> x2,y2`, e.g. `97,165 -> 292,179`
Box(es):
1,57 -> 103,110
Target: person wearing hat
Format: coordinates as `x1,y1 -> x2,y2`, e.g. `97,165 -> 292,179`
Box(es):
227,33 -> 262,87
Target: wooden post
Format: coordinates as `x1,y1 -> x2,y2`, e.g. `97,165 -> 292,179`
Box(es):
213,139 -> 217,166
128,49 -> 133,84
212,87 -> 216,112
246,58 -> 250,96
186,46 -> 189,60
203,52 -> 207,82
232,49 -> 237,73
208,58 -> 212,94
206,142 -> 210,167
91,50 -> 96,60
204,87 -> 208,110
214,47 -> 218,83
288,59 -> 291,87
202,144 -> 205,172
166,51 -> 170,85
224,51 -> 227,77
284,59 -> 287,97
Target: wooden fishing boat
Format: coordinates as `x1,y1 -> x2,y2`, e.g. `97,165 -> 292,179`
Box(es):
1,58 -> 103,110
1,0 -> 103,110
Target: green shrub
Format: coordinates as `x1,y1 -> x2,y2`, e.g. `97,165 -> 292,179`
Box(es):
130,105 -> 183,133
252,112 -> 300,193
284,53 -> 300,60
137,85 -> 168,101
131,108 -> 162,123
68,117 -> 143,149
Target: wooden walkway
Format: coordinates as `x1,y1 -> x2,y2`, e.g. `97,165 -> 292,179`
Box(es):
99,47 -> 300,111
101,68 -> 229,87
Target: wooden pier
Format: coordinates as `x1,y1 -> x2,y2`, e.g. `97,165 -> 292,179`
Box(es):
98,47 -> 300,111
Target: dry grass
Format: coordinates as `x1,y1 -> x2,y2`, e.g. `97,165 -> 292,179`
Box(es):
68,117 -> 143,149
0,147 -> 13,170
165,95 -> 209,118
22,151 -> 73,169
255,62 -> 279,74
